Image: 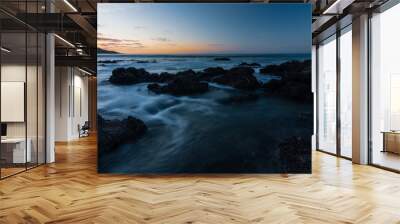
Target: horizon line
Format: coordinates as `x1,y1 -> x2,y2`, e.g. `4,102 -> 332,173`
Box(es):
98,52 -> 311,56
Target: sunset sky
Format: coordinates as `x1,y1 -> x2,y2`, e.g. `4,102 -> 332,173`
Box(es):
97,4 -> 311,55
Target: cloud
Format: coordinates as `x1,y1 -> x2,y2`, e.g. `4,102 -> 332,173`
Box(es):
98,36 -> 145,48
162,29 -> 172,33
98,37 -> 137,43
134,26 -> 146,29
207,43 -> 224,47
152,37 -> 171,42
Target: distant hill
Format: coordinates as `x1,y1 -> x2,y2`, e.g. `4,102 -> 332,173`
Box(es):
97,48 -> 120,54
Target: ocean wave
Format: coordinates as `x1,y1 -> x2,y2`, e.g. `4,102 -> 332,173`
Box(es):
208,82 -> 236,90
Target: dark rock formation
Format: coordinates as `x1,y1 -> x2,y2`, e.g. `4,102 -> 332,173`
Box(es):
136,59 -> 157,63
108,66 -> 260,92
279,136 -> 311,173
109,67 -> 159,85
203,67 -> 226,75
147,83 -> 163,92
214,57 -> 230,61
238,62 -> 261,67
218,93 -> 259,105
212,67 -> 260,90
260,60 -> 311,75
262,79 -> 285,91
175,69 -> 197,77
261,60 -> 312,103
98,115 -> 147,153
198,67 -> 227,81
159,72 -> 174,82
98,60 -> 122,64
262,71 -> 312,102
148,73 -> 209,96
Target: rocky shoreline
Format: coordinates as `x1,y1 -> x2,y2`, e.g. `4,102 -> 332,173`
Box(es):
108,59 -> 311,102
101,60 -> 311,152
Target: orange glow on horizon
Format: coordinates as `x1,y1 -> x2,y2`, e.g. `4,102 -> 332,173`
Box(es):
98,39 -> 229,55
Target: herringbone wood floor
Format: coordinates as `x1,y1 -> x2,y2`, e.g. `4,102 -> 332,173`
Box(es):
1,135 -> 400,224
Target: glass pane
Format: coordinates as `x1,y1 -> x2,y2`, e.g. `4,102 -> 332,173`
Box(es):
371,4 -> 400,171
317,35 -> 337,154
38,33 -> 46,165
1,31 -> 27,177
340,27 -> 352,158
27,31 -> 38,169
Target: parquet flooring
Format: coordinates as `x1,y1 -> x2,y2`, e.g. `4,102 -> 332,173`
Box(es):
1,134 -> 400,223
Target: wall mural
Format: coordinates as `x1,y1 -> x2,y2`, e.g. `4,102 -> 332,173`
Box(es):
97,3 -> 313,173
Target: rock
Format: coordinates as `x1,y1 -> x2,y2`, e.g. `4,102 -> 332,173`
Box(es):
280,80 -> 312,102
238,62 -> 261,67
109,67 -> 159,85
260,60 -> 312,103
98,115 -> 147,153
279,136 -> 311,173
260,64 -> 280,75
136,59 -> 157,63
262,79 -> 284,91
218,93 -> 259,104
148,74 -> 209,96
198,67 -> 226,81
214,57 -> 230,61
203,67 -> 226,75
262,71 -> 312,103
175,69 -> 197,77
212,66 -> 260,90
147,83 -> 162,93
109,66 -> 259,91
98,60 -> 122,64
260,60 -> 311,75
159,72 -> 174,82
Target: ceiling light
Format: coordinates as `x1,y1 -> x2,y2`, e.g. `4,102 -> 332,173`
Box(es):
76,48 -> 85,55
323,0 -> 341,14
63,0 -> 78,12
54,34 -> 75,48
322,0 -> 355,15
1,47 -> 11,53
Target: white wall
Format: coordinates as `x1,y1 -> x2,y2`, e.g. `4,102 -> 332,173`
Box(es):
72,72 -> 89,138
55,67 -> 89,141
55,66 -> 70,141
1,64 -> 27,139
1,63 -> 46,164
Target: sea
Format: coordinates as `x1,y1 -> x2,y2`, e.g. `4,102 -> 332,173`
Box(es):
97,54 -> 312,173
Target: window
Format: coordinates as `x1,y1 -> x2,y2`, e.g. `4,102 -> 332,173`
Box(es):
317,35 -> 337,154
339,26 -> 352,158
0,3 -> 46,179
370,2 -> 400,171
